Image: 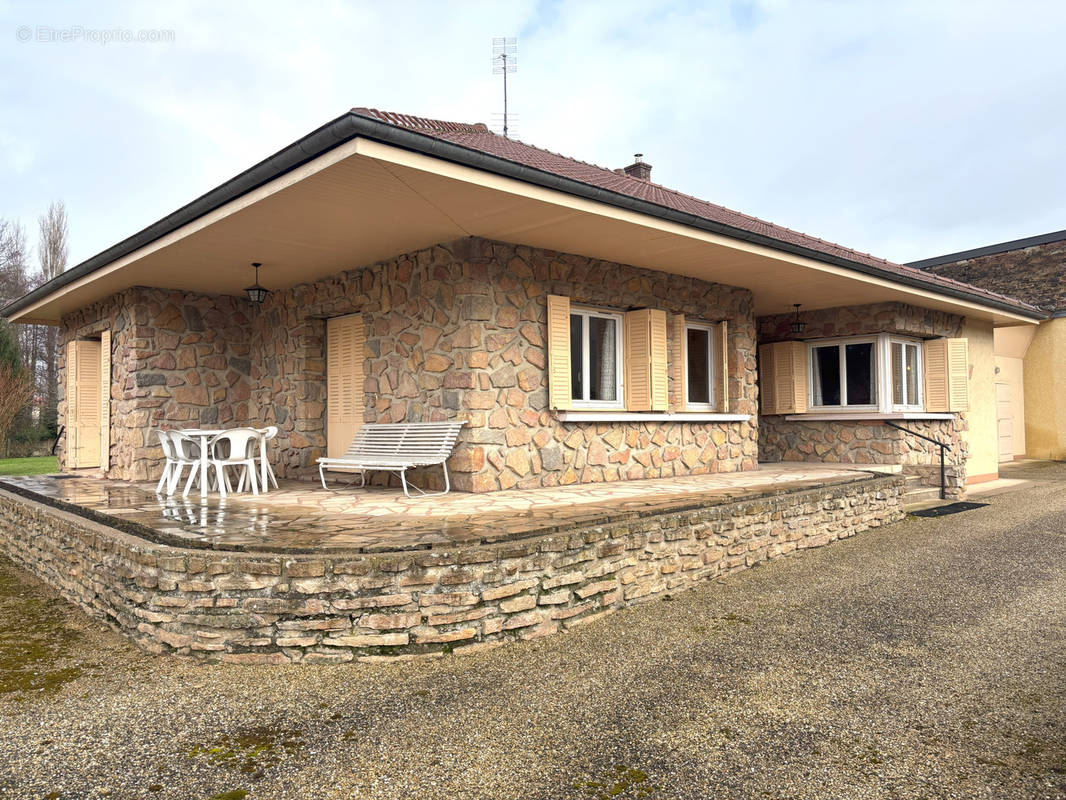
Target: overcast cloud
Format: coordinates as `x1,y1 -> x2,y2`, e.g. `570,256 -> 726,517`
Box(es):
1,0 -> 1064,270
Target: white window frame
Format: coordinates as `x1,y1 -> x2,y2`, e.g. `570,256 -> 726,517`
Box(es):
569,306 -> 625,410
809,336 -> 879,411
684,322 -> 717,411
888,338 -> 923,411
808,333 -> 925,413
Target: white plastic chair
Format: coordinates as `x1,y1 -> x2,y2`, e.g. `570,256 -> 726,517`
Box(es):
255,425 -> 279,491
206,428 -> 262,498
171,431 -> 210,497
152,429 -> 179,495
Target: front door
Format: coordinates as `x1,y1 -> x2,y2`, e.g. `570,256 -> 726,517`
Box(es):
66,339 -> 102,468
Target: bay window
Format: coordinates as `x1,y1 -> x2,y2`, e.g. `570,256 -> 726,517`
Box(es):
809,334 -> 923,412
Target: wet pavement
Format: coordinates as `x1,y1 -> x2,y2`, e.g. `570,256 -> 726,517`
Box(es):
1,464 -> 870,554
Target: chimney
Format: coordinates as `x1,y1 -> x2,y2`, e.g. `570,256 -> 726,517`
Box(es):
622,153 -> 652,181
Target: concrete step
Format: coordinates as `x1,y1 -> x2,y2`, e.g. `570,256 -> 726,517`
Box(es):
903,487 -> 945,507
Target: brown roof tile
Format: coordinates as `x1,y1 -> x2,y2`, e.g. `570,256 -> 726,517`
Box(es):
352,107 -> 1042,315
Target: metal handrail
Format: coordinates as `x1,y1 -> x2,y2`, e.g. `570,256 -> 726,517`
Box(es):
884,420 -> 948,500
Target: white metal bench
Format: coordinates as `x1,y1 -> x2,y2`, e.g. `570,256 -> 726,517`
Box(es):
317,421 -> 467,497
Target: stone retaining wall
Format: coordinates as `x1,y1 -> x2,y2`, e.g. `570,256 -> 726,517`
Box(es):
759,417 -> 968,496
0,476 -> 904,663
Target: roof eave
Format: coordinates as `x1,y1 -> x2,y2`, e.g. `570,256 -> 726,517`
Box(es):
2,111 -> 1047,323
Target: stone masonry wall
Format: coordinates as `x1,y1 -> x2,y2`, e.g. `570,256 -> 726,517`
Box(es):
756,302 -> 968,495
0,475 -> 904,663
757,301 -> 963,343
922,237 -> 1066,313
759,417 -> 968,496
251,237 -> 759,492
59,288 -> 254,481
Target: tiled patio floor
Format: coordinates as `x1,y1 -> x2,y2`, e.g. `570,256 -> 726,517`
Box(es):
0,464 -> 878,554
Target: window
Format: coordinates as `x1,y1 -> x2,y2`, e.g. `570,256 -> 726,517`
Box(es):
685,323 -> 716,409
808,334 -> 924,412
811,339 -> 877,408
569,308 -> 623,407
891,340 -> 921,408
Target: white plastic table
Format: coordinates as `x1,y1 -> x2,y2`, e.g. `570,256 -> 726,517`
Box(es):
181,428 -> 274,499
181,428 -> 225,499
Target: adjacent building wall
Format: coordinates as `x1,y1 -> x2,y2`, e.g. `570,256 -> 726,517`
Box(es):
1023,317 -> 1066,460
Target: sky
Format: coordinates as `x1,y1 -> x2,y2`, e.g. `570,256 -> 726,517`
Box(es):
1,0 -> 1064,274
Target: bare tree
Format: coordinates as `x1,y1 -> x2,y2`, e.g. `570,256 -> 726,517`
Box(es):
38,202 -> 68,283
0,219 -> 29,307
0,231 -> 34,455
37,201 -> 68,435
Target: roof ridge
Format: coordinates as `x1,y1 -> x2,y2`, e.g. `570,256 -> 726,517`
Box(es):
352,107 -> 490,135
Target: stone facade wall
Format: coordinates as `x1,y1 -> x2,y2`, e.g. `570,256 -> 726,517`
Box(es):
58,289 -> 254,481
758,301 -> 963,343
248,237 -> 759,492
0,475 -> 904,663
922,237 -> 1066,313
756,302 -> 968,495
759,417 -> 968,496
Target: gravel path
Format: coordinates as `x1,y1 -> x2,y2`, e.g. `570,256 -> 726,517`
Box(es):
1,462 -> 1064,800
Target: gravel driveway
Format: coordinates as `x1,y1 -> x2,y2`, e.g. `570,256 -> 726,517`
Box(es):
1,461 -> 1064,800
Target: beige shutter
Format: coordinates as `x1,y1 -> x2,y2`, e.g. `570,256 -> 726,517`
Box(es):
649,310 -> 668,411
669,313 -> 685,411
715,321 -> 729,413
924,337 -> 969,412
947,338 -> 969,411
546,294 -> 572,410
326,314 -> 366,459
100,330 -> 111,472
759,341 -> 807,415
67,340 -> 102,468
624,308 -> 668,412
65,340 -> 77,468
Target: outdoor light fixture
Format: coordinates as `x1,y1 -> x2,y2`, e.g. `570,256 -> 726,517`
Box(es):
244,262 -> 270,305
790,303 -> 806,335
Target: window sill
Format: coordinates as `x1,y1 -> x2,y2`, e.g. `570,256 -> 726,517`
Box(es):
782,412 -> 955,422
557,411 -> 751,423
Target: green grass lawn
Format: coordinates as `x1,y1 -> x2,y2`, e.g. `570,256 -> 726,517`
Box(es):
0,456 -> 58,476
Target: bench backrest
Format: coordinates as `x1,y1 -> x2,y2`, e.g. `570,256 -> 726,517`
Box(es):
342,422 -> 466,464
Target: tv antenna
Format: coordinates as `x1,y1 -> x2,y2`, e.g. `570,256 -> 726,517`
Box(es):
492,37 -> 517,138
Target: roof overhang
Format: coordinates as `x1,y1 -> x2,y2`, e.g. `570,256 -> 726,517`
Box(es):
4,112 -> 1044,327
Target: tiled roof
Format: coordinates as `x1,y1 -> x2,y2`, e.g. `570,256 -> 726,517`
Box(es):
352,107 -> 1042,315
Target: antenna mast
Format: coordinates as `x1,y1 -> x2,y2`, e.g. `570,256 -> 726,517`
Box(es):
492,37 -> 517,138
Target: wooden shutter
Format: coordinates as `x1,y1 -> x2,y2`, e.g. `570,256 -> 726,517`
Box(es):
625,308 -> 668,412
923,337 -> 969,412
715,321 -> 729,413
759,341 -> 807,415
327,314 -> 366,459
66,339 -> 102,468
546,294 -> 572,410
669,314 -> 685,411
65,340 -> 77,468
100,330 -> 111,472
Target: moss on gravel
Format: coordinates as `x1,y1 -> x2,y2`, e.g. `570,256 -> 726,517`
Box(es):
0,559 -> 83,695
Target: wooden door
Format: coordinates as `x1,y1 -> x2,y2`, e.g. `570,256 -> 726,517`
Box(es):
66,339 -> 102,468
326,314 -> 365,459
996,381 -> 1013,463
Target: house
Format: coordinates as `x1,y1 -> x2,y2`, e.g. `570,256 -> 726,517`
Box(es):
909,229 -> 1066,461
1,108 -> 1045,496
